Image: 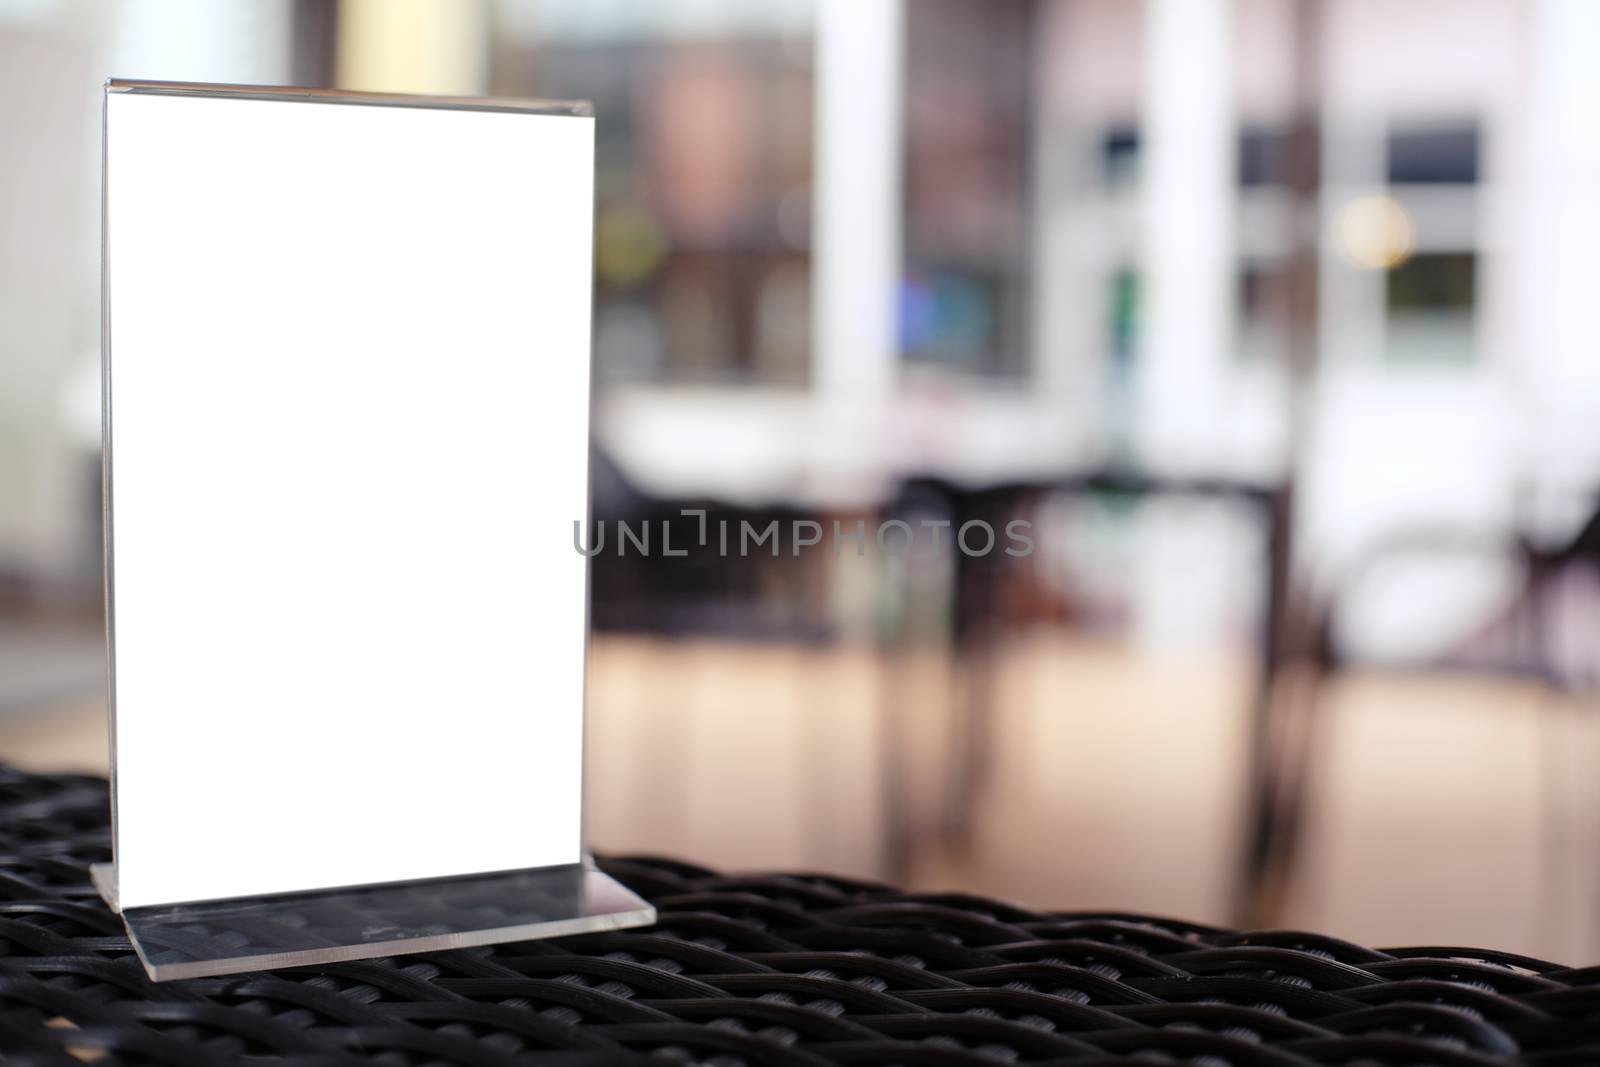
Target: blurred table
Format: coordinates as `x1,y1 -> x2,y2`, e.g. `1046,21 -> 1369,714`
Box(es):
3,767 -> 1597,1065
881,472 -> 1293,914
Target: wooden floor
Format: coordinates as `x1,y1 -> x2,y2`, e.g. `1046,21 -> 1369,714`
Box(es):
5,630 -> 1596,960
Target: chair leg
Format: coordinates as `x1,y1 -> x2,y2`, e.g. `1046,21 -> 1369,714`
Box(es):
1240,484 -> 1295,926
943,629 -> 998,852
1239,653 -> 1289,927
877,643 -> 918,885
1270,663 -> 1328,909
1238,657 -> 1327,928
939,494 -> 1019,853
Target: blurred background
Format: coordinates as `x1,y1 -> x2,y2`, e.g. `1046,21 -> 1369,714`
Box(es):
5,0 -> 1600,958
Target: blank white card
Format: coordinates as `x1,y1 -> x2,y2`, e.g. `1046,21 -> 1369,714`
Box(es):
105,89 -> 595,908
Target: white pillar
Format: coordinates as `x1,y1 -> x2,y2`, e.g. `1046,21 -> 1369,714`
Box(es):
1516,0 -> 1600,483
114,0 -> 294,85
1137,0 -> 1235,473
813,0 -> 902,402
804,0 -> 904,501
337,0 -> 488,96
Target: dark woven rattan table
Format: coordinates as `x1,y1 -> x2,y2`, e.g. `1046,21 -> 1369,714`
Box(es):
2,768 -> 1597,1065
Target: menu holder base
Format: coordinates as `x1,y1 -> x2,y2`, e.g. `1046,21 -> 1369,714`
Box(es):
90,860 -> 655,981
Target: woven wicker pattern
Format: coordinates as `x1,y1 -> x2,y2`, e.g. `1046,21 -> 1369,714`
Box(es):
2,767 -> 1596,1065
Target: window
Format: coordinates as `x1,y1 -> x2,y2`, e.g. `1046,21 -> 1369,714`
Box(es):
1387,123 -> 1479,185
1235,127 -> 1296,363
1382,121 -> 1481,363
492,21 -> 814,384
1107,269 -> 1140,374
1237,263 -> 1291,364
901,0 -> 1034,377
1101,126 -> 1140,187
1384,251 -> 1477,363
1387,252 -> 1475,313
1238,127 -> 1291,188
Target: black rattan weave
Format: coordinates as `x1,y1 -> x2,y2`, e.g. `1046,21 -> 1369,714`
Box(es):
2,767 -> 1596,1065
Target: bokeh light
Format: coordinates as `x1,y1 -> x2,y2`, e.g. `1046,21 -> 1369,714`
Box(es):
1332,194 -> 1416,270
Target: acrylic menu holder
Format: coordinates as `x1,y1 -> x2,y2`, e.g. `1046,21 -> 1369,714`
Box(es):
94,80 -> 653,981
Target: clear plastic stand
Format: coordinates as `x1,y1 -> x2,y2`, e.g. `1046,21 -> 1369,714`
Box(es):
91,861 -> 653,981
99,80 -> 655,980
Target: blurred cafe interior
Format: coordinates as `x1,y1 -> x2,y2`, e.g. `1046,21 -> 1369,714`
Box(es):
5,0 -> 1600,958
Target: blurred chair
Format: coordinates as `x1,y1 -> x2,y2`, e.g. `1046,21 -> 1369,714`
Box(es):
1237,496 -> 1600,925
875,478 -> 1047,875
